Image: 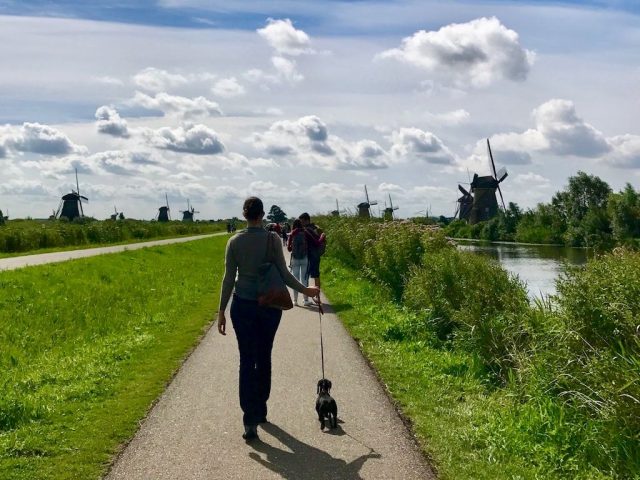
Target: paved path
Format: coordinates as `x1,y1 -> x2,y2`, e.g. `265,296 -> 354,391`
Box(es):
105,253 -> 436,479
0,233 -> 225,271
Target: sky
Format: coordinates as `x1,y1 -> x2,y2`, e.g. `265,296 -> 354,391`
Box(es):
0,0 -> 639,220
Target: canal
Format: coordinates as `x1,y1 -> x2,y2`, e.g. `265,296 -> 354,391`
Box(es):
456,240 -> 589,299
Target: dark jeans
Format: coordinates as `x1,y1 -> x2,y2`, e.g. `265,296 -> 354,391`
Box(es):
230,295 -> 282,426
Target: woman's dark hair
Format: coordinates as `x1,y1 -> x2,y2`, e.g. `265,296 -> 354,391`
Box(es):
292,219 -> 302,229
299,212 -> 310,222
243,197 -> 264,221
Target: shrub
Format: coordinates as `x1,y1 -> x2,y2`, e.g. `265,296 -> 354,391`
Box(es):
403,250 -> 530,375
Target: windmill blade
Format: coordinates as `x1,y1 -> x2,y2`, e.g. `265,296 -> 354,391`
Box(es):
165,193 -> 170,209
497,184 -> 506,210
75,167 -> 80,197
496,166 -> 508,183
388,194 -> 394,210
80,195 -> 88,202
364,185 -> 370,204
487,138 -> 499,179
458,184 -> 470,196
370,200 -> 378,206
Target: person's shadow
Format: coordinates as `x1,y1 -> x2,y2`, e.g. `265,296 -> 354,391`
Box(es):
248,422 -> 381,479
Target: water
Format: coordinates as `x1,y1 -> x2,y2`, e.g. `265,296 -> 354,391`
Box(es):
456,240 -> 589,299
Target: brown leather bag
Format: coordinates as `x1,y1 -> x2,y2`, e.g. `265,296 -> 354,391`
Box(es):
257,232 -> 293,310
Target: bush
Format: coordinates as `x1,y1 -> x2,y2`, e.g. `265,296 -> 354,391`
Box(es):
0,219 -> 224,254
403,250 -> 530,375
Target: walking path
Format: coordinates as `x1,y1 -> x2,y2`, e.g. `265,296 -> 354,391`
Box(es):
105,251 -> 436,479
0,233 -> 225,271
2,234 -> 435,478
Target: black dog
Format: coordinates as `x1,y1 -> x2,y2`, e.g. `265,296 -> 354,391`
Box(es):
316,378 -> 338,430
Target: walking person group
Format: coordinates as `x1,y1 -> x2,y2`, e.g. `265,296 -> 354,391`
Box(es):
287,214 -> 325,306
217,197 -> 325,441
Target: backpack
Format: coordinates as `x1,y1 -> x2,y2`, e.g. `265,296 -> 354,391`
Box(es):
318,235 -> 326,256
291,231 -> 308,260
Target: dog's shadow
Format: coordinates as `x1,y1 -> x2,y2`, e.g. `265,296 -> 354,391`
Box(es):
248,422 -> 381,480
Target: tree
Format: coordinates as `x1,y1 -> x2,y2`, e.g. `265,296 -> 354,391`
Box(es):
608,183 -> 640,244
550,172 -> 612,246
267,205 -> 287,224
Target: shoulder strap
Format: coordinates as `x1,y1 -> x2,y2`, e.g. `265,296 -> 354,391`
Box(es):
264,231 -> 273,263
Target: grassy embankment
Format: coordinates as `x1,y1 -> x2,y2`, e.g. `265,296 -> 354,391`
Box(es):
0,219 -> 226,258
0,236 -> 226,479
320,217 -> 639,480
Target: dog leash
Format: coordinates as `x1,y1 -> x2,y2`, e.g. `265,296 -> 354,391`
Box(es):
317,296 -> 326,379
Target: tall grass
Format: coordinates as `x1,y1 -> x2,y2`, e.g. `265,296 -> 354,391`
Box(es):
0,219 -> 224,254
0,237 -> 226,479
319,216 -> 639,478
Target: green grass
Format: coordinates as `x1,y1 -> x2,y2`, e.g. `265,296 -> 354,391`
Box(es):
0,236 -> 227,479
0,231 -> 226,259
321,256 -> 628,480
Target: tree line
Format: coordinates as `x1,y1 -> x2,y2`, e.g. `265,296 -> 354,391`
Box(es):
445,171 -> 640,249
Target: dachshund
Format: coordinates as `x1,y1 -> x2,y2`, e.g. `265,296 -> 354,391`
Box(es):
315,378 -> 338,430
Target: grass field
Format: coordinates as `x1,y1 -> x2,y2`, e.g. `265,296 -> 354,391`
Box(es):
0,236 -> 227,479
0,219 -> 226,256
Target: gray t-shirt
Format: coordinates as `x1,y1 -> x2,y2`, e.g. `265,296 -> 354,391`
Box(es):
219,227 -> 307,310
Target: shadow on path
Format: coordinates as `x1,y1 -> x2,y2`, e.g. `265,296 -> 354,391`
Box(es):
249,423 -> 381,480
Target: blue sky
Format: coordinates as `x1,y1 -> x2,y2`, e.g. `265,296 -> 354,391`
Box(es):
0,0 -> 639,219
1,0 -> 639,32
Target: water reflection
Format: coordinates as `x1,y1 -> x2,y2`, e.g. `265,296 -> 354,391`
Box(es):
456,241 -> 589,299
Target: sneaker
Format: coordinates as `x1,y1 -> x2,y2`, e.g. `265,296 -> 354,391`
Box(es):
242,425 -> 259,442
293,299 -> 299,306
303,300 -> 313,307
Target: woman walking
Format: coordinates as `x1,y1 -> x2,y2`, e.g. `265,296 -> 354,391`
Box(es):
217,197 -> 320,441
287,219 -> 309,306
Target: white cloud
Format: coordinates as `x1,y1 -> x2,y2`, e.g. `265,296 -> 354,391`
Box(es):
461,99 -> 613,172
424,109 -> 470,126
606,134 -> 640,168
211,77 -> 246,98
92,75 -> 124,86
532,99 -> 610,157
132,67 -> 217,92
378,17 -> 535,88
514,172 -> 551,185
145,123 -> 225,155
129,91 -> 222,119
0,122 -> 87,156
378,182 -> 404,193
257,18 -> 313,56
0,179 -> 56,196
251,115 -> 391,170
271,56 -> 304,83
95,105 -> 130,138
390,127 -> 456,164
90,150 -> 168,176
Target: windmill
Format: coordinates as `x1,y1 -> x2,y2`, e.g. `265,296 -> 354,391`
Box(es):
181,199 -> 199,222
415,205 -> 432,219
454,184 -> 474,221
465,139 -> 508,224
357,185 -> 377,218
55,168 -> 88,221
331,199 -> 348,217
110,206 -> 124,221
156,194 -> 171,222
0,209 -> 5,225
383,194 -> 399,220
